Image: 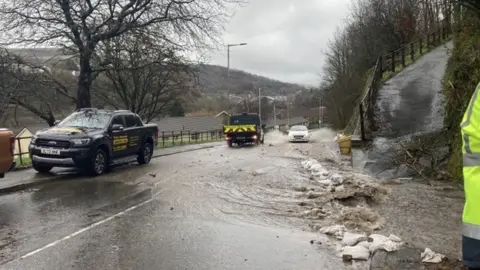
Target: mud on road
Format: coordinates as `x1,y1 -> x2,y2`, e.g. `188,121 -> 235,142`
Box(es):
0,128 -> 461,269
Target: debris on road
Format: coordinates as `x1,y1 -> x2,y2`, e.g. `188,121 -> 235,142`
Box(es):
297,156 -> 406,262
421,248 -> 446,263
342,246 -> 370,261
341,232 -> 367,246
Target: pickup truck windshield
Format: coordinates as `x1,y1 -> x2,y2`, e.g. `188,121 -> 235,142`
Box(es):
57,112 -> 112,129
230,115 -> 260,125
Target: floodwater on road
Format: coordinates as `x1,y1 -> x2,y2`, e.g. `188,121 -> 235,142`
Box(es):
0,129 -> 362,270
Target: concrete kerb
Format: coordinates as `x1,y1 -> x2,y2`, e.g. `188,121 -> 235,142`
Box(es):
0,143 -> 222,196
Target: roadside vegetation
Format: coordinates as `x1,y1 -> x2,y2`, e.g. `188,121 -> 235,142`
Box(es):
318,0 -> 452,129
443,5 -> 480,181
0,0 -> 245,127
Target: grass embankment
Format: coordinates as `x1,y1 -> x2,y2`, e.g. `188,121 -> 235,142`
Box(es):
443,12 -> 480,181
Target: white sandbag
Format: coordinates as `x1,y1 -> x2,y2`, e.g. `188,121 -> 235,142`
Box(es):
342,246 -> 370,261
368,234 -> 403,252
421,248 -> 445,263
342,232 -> 367,246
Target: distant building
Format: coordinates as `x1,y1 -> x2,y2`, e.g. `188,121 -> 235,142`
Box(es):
154,115 -> 223,134
214,111 -> 230,125
277,107 -> 328,123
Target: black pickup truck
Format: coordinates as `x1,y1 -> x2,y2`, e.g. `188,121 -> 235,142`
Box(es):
28,108 -> 158,176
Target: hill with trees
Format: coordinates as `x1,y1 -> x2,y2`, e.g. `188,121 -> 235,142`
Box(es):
196,64 -> 306,96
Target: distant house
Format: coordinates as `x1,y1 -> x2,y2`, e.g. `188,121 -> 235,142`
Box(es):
14,128 -> 33,156
214,111 -> 230,125
154,116 -> 223,134
9,124 -> 49,158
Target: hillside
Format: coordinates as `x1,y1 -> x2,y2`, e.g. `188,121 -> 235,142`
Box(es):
3,48 -> 306,96
197,64 -> 306,96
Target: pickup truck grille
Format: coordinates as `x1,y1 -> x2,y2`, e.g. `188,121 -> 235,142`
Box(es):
36,139 -> 71,148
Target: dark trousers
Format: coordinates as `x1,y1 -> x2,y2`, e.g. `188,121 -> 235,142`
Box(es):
464,235 -> 480,268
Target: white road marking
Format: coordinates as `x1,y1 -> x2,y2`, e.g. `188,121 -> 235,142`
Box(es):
20,198 -> 153,260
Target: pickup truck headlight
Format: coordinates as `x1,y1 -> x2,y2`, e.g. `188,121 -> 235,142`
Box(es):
71,138 -> 91,146
31,135 -> 37,144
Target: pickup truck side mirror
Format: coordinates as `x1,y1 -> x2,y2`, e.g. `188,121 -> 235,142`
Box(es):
111,124 -> 124,132
53,120 -> 61,126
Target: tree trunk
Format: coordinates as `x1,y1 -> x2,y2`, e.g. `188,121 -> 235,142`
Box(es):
76,56 -> 93,109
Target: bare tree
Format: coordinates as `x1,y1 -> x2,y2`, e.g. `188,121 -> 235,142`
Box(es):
0,49 -> 77,126
317,0 -> 452,129
0,0 -> 243,109
93,32 -> 197,123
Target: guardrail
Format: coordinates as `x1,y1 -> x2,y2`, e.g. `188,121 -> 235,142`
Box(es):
357,23 -> 452,141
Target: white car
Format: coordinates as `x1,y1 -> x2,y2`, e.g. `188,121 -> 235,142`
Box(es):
288,125 -> 310,142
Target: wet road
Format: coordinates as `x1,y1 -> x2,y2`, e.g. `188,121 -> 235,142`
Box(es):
0,132 -> 344,269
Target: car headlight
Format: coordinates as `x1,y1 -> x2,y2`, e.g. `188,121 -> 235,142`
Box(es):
31,135 -> 37,144
71,138 -> 91,146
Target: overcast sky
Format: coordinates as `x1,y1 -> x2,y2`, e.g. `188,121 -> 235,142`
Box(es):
208,0 -> 351,87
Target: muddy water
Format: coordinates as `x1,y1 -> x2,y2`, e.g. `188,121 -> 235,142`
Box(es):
140,129 -> 375,268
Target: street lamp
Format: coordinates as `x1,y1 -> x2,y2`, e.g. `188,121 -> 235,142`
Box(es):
227,43 -> 247,94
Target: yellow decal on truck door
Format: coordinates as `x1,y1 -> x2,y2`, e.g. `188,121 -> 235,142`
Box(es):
113,135 -> 128,151
128,136 -> 139,147
113,135 -> 128,145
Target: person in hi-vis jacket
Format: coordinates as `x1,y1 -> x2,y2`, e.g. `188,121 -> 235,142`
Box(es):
461,82 -> 480,269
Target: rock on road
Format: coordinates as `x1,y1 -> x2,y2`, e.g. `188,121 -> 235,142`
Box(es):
0,131 -> 346,270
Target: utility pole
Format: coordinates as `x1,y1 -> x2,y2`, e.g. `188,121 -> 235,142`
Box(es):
319,97 -> 323,127
273,103 -> 276,127
258,87 -> 261,120
286,96 -> 290,127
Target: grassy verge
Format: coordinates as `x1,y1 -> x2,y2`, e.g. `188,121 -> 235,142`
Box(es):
14,154 -> 32,167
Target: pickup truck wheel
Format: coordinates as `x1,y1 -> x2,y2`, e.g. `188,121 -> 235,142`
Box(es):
32,162 -> 53,173
87,149 -> 107,176
137,142 -> 153,165
227,141 -> 233,148
260,137 -> 264,144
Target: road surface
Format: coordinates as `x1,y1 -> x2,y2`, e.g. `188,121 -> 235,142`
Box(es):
0,131 -> 345,270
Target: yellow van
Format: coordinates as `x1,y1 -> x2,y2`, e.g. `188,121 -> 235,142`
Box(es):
0,128 -> 14,178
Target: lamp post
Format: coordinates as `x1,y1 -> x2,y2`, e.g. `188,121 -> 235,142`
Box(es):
227,43 -> 247,95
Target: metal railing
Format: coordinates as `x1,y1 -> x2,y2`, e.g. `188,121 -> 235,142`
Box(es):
157,130 -> 224,148
13,136 -> 32,167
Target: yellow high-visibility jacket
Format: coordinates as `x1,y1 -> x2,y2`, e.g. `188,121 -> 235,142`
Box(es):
461,82 -> 480,242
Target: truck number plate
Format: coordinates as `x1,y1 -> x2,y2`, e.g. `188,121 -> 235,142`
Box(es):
41,148 -> 61,155
237,137 -> 245,139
